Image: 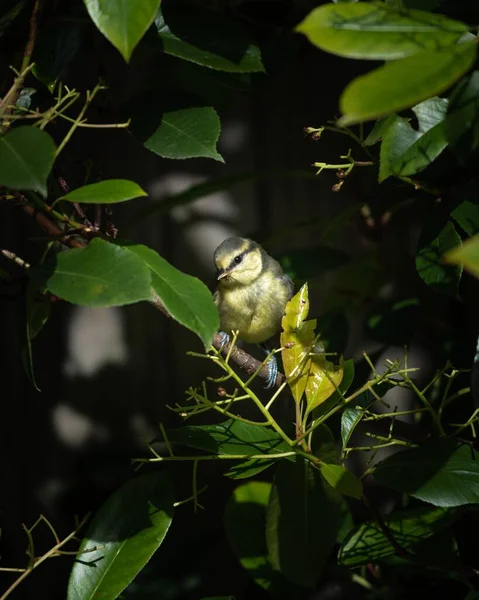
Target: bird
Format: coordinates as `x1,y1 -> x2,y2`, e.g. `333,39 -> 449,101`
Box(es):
213,236 -> 294,388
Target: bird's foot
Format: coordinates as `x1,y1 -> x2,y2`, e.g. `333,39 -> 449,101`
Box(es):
217,331 -> 230,351
264,354 -> 278,389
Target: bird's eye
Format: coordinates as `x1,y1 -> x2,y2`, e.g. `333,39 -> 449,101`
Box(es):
234,255 -> 243,264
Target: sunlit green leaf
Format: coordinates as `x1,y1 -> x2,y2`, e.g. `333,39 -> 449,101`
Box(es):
320,463 -> 363,499
68,471 -> 174,600
296,2 -> 467,60
339,42 -> 476,126
83,0 -> 160,62
444,234 -> 479,279
60,179 -> 147,204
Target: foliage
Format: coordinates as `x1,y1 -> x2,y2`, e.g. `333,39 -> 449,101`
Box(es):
1,1 -> 479,600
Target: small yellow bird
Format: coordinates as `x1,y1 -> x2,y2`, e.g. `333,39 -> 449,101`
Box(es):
213,236 -> 294,387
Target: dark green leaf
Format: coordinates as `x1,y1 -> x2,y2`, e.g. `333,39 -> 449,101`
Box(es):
144,106 -> 223,162
266,459 -> 343,588
320,463 -> 363,499
444,234 -> 479,279
31,238 -> 153,307
364,115 -> 400,146
278,245 -> 350,280
166,419 -> 291,457
22,286 -> 51,391
0,126 -> 56,197
416,220 -> 462,296
123,244 -> 218,348
445,71 -> 479,159
374,441 -> 479,506
366,297 -> 419,345
60,179 -> 147,204
341,388 -> 377,448
225,459 -> 275,480
33,19 -> 84,89
83,0 -> 160,62
155,3 -> 264,73
296,2 -> 467,60
339,506 -> 455,567
379,98 -> 449,181
340,42 -> 476,126
67,471 -> 174,600
225,481 -> 302,596
451,198 -> 479,236
311,423 -> 340,465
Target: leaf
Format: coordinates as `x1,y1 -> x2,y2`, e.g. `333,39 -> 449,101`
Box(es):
265,459 -> 343,588
444,234 -> 479,279
31,238 -> 153,307
451,198 -> 479,236
59,179 -> 147,204
339,42 -> 476,126
296,2 -> 467,61
0,126 -> 56,197
341,385 -> 375,448
374,441 -> 479,506
155,3 -> 264,73
364,115 -> 400,146
224,481 -> 301,596
144,106 -> 223,162
278,245 -> 350,280
312,358 -> 354,422
379,98 -> 449,181
445,71 -> 479,159
67,471 -> 174,600
83,0 -> 160,62
225,459 -> 275,480
166,419 -> 291,457
416,219 -> 462,296
305,354 -> 344,414
280,284 -> 316,403
320,463 -> 363,499
123,244 -> 218,348
22,286 -> 52,391
339,506 -> 455,567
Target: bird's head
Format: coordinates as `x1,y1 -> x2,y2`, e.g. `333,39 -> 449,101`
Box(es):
214,237 -> 263,287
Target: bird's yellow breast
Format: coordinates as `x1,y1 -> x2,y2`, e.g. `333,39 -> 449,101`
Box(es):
216,271 -> 290,344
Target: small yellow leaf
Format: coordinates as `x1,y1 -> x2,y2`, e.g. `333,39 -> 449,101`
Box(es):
281,283 -> 316,404
305,354 -> 344,414
444,235 -> 479,279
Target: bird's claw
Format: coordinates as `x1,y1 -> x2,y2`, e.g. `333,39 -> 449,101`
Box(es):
218,331 -> 230,351
264,355 -> 278,389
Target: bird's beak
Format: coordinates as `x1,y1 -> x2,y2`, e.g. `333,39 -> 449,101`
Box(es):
216,268 -> 228,280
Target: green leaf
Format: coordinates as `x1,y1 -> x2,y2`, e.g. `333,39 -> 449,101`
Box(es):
166,419 -> 291,457
22,286 -> 52,391
341,408 -> 363,448
444,234 -> 479,279
445,71 -> 479,159
123,244 -> 218,348
144,106 -> 223,162
83,0 -> 160,62
266,459 -> 343,588
68,471 -> 174,600
339,42 -> 476,126
296,2 -> 467,61
451,198 -> 479,236
224,481 -> 301,596
416,219 -> 462,295
0,126 -> 56,197
374,441 -> 479,506
155,3 -> 264,73
364,115 -> 400,146
60,179 -> 147,204
379,98 -> 449,181
225,458 -> 276,480
312,358 -> 355,421
339,506 -> 455,567
31,238 -> 153,307
320,463 -> 363,499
